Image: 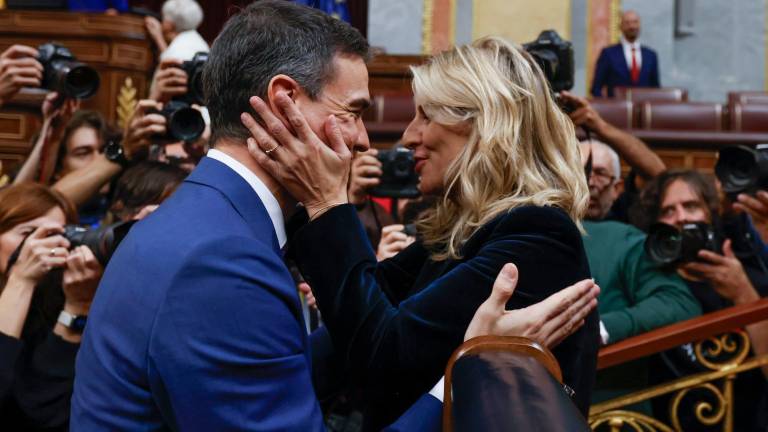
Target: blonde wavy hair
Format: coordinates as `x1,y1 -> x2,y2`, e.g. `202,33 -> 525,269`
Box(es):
412,36 -> 589,261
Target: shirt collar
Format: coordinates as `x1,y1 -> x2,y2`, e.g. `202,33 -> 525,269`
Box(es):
621,37 -> 641,50
206,148 -> 287,248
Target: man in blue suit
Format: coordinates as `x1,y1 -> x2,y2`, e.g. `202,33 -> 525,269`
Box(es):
70,1 -> 597,430
591,10 -> 660,97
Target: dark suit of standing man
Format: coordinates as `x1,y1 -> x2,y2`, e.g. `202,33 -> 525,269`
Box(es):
591,10 -> 660,97
69,2 -> 441,430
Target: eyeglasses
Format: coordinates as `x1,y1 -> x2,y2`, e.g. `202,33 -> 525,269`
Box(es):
588,169 -> 616,188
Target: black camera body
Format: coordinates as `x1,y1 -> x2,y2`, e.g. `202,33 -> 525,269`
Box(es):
369,148 -> 421,199
645,222 -> 722,267
37,43 -> 100,99
715,144 -> 768,199
523,30 -> 574,93
64,221 -> 135,266
177,51 -> 208,106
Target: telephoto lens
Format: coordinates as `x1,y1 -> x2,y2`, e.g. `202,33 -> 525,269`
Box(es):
645,222 -> 721,267
153,101 -> 206,143
715,144 -> 768,198
63,221 -> 136,266
37,43 -> 100,99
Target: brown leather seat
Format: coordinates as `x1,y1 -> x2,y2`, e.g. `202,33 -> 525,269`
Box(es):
639,102 -> 724,131
615,86 -> 688,103
730,103 -> 768,132
589,98 -> 636,129
364,93 -> 415,142
728,91 -> 768,106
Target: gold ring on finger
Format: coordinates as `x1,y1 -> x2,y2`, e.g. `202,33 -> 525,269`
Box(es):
50,248 -> 57,256
265,144 -> 280,155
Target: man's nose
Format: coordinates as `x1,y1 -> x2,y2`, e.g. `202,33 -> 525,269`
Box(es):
353,120 -> 370,153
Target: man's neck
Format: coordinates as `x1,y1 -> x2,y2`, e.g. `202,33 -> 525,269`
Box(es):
213,139 -> 298,220
622,36 -> 639,45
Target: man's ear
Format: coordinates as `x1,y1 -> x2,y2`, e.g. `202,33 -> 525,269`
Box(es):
612,178 -> 625,198
267,74 -> 300,129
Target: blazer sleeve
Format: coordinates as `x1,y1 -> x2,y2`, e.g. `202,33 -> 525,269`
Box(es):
591,48 -> 610,97
293,205 -> 591,394
148,236 -> 325,432
649,50 -> 660,87
600,230 -> 701,342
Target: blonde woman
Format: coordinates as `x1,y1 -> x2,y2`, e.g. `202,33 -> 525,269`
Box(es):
244,36 -> 598,428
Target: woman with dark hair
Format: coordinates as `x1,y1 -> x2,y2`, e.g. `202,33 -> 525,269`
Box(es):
0,183 -> 102,430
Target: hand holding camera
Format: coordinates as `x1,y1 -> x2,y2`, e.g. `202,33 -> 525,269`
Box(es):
680,239 -> 757,303
7,223 -> 70,285
376,224 -> 416,261
123,99 -> 167,159
348,148 -> 383,205
62,245 -> 103,315
0,45 -> 43,106
558,91 -> 607,133
149,58 -> 188,103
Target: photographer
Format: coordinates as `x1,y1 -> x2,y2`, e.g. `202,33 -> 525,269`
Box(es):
634,169 -> 768,430
108,160 -> 187,222
145,0 -> 208,62
0,183 -> 102,430
0,45 -> 42,108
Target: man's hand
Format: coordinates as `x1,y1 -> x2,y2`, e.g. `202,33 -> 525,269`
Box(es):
123,99 -> 166,160
149,58 -> 187,103
464,263 -> 600,348
348,149 -> 382,205
559,91 -> 608,134
681,239 -> 759,305
0,45 -> 43,106
242,93 -> 351,219
733,191 -> 768,243
62,246 -> 103,315
41,91 -> 80,126
376,224 -> 415,261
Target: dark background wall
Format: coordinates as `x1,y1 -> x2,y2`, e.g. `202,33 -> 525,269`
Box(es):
133,0 -> 368,43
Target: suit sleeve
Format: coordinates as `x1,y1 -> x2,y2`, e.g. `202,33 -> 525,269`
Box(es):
293,205 -> 593,401
601,231 -> 701,342
591,49 -> 610,97
148,236 -> 325,432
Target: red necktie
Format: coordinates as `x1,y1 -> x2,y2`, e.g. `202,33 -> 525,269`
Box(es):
630,47 -> 640,83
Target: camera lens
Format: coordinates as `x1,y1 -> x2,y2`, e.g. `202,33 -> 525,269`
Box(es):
645,223 -> 683,266
64,65 -> 100,99
716,146 -> 758,195
167,106 -> 205,142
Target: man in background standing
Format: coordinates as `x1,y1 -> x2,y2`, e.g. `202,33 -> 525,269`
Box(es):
591,10 -> 660,97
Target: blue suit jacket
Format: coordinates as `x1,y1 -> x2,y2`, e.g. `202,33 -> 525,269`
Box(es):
70,157 -> 440,431
591,43 -> 660,97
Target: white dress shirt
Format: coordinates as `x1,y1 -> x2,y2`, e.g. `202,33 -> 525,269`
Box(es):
161,30 -> 210,61
621,37 -> 642,71
207,148 -> 287,248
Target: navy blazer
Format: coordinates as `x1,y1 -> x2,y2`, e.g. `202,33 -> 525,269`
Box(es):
70,157 -> 440,431
294,204 -> 600,430
591,43 -> 660,97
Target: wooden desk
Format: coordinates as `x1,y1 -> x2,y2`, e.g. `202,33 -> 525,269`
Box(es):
0,10 -> 154,173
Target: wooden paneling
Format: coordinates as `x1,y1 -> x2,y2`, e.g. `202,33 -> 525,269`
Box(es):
0,10 -> 154,172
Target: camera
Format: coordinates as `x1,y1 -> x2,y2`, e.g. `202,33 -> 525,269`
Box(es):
151,100 -> 206,143
369,148 -> 421,199
37,43 -> 100,99
63,220 -> 136,266
645,222 -> 722,267
714,144 -> 768,198
523,30 -> 574,93
177,51 -> 208,106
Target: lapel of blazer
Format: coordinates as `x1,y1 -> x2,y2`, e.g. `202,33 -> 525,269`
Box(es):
610,44 -> 631,81
185,156 -> 281,253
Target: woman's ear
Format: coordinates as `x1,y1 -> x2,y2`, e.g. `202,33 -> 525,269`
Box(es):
266,75 -> 300,130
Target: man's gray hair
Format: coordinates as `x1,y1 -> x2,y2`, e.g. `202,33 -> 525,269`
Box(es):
584,139 -> 621,180
162,0 -> 204,32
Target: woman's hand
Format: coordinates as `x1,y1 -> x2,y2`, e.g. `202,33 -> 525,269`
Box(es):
464,263 -> 600,348
62,245 -> 103,315
240,92 -> 351,220
376,224 -> 415,261
7,223 -> 70,285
